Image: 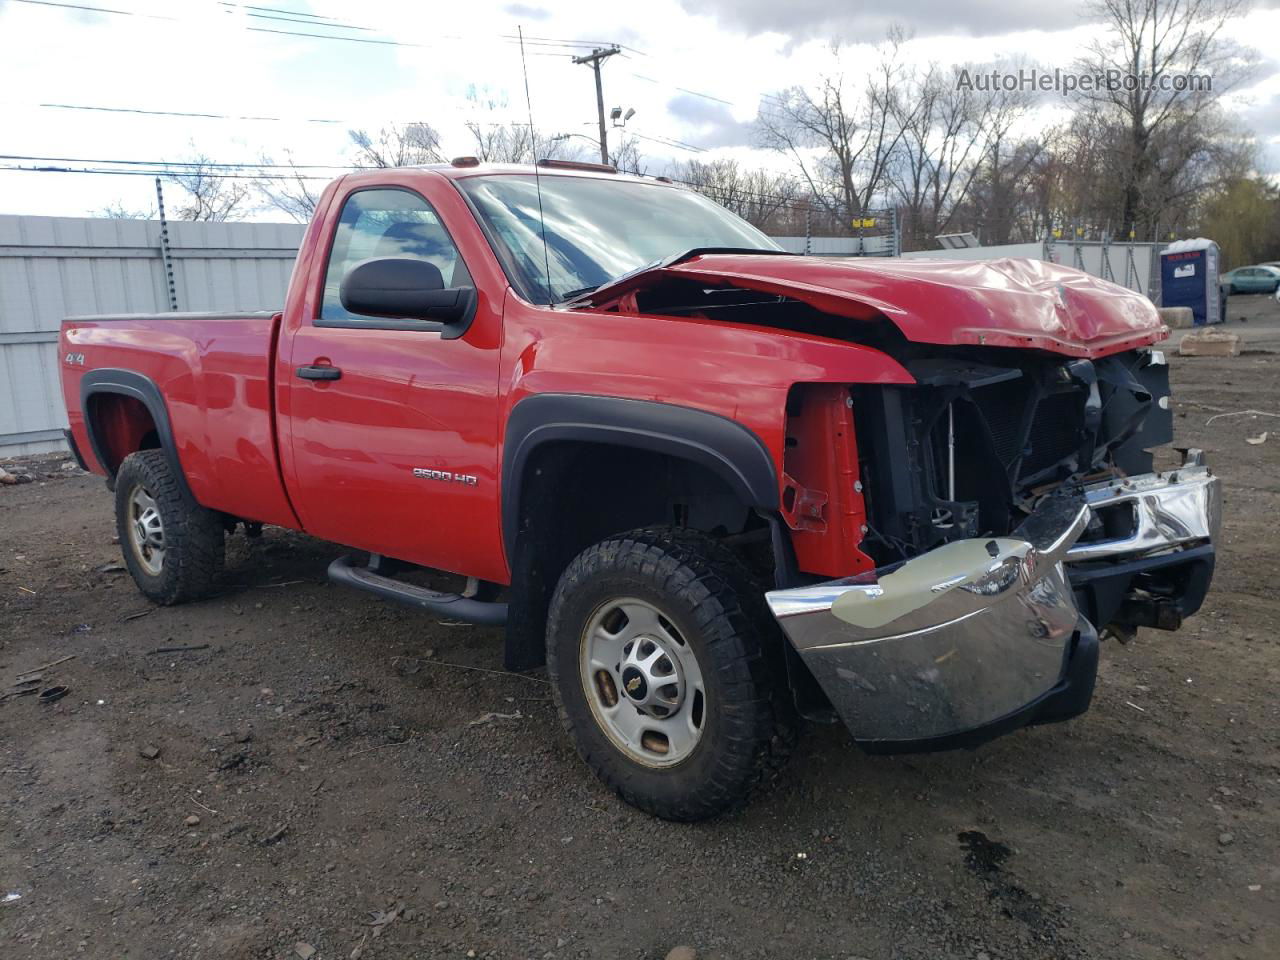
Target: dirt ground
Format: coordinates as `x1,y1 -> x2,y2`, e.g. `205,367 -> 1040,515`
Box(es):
2,295 -> 1278,960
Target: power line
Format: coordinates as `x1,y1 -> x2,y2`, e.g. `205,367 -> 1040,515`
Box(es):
26,101 -> 576,129
511,34 -> 646,56
628,132 -> 704,154
630,74 -> 735,108
35,102 -> 346,124
220,2 -> 351,23
625,70 -> 797,124
0,153 -> 355,170
223,2 -> 612,50
0,164 -> 335,180
19,99 -> 722,158
242,25 -> 424,49
11,0 -> 611,53
243,25 -> 605,52
239,12 -> 373,31
10,0 -> 174,19
210,2 -> 376,32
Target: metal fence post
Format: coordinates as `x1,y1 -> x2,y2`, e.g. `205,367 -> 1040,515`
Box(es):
155,177 -> 179,312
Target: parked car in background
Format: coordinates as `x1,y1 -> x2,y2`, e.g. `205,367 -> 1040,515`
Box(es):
1221,264 -> 1280,294
58,160 -> 1219,820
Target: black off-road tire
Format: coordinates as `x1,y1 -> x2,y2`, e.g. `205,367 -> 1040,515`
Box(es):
114,450 -> 224,605
547,526 -> 796,821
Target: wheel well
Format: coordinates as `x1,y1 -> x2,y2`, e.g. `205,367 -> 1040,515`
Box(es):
502,440 -> 771,671
85,392 -> 161,474
527,440 -> 757,543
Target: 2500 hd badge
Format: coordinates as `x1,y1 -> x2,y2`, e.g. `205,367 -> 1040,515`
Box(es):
413,467 -> 478,486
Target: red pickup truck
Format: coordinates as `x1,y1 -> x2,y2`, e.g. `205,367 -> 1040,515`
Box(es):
59,160 -> 1220,820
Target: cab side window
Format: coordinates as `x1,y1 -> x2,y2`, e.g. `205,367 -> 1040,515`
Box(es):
320,188 -> 473,323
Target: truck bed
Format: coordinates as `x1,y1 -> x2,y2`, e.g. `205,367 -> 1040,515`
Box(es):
60,310 -> 300,529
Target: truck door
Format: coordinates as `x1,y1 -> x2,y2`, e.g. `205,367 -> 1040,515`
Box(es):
281,183 -> 507,583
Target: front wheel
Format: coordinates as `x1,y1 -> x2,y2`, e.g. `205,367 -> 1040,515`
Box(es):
115,450 -> 224,604
546,527 -> 794,821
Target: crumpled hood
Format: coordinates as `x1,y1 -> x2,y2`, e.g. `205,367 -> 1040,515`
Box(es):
579,253 -> 1167,358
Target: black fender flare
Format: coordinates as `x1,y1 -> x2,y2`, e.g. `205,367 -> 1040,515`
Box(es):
501,392 -> 783,561
80,368 -> 196,504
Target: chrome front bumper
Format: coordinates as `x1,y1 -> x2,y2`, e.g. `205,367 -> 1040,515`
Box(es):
1066,456 -> 1220,562
766,452 -> 1220,747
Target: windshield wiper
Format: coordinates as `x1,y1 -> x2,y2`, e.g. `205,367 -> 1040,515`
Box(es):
660,246 -> 793,266
557,284 -> 602,302
555,257 -> 664,306
554,247 -> 790,307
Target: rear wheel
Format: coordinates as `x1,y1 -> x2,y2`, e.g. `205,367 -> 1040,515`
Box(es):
546,527 -> 794,821
115,450 -> 224,604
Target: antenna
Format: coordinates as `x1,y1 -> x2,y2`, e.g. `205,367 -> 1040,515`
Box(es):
518,26 -> 554,304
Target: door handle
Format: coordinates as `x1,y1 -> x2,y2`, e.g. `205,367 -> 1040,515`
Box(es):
296,364 -> 342,381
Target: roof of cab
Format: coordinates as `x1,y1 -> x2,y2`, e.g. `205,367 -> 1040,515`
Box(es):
338,161 -> 680,188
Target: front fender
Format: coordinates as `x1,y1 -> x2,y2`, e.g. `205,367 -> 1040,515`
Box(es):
501,393 -> 779,567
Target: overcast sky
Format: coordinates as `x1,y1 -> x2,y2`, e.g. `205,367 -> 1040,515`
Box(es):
1,0 -> 1277,220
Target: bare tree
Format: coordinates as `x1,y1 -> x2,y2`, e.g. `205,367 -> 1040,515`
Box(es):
887,63 -> 1032,248
460,86 -> 587,164
254,151 -> 324,223
166,153 -> 251,222
667,158 -> 805,232
609,133 -> 646,175
887,66 -> 971,247
95,201 -> 154,220
466,120 -> 531,163
1078,0 -> 1254,237
1002,96 -> 1247,244
348,122 -> 445,168
464,122 -> 588,164
757,32 -> 921,226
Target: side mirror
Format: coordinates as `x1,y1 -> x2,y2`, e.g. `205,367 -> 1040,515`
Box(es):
339,257 -> 477,338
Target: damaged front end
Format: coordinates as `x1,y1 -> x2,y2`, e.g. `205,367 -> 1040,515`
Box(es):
569,250 -> 1218,750
768,493 -> 1095,750
766,439 -> 1220,752
766,348 -> 1220,752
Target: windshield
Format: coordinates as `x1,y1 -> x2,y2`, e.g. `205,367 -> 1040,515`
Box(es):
457,174 -> 781,304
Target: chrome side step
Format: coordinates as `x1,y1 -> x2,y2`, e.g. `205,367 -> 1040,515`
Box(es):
327,555 -> 508,626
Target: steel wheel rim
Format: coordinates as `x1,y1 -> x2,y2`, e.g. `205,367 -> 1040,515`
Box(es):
579,596 -> 707,767
127,484 -> 165,576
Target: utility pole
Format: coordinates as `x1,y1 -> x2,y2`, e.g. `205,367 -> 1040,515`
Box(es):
572,45 -> 620,165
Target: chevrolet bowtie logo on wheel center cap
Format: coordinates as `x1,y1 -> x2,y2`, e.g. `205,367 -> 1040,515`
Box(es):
622,667 -> 647,701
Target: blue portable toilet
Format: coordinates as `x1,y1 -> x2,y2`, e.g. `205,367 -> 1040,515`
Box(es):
1160,238 -> 1222,325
